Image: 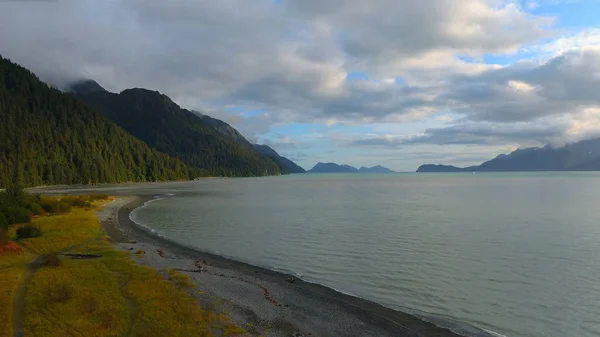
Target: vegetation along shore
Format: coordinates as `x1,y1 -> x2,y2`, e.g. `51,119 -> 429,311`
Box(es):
0,187 -> 241,336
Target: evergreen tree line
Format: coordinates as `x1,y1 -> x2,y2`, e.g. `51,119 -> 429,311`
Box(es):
0,56 -> 198,187
76,89 -> 281,177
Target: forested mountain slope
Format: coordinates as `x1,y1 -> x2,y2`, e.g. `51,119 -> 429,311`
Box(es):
76,89 -> 281,177
0,56 -> 196,187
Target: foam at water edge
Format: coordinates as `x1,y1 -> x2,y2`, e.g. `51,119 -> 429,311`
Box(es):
410,310 -> 506,337
129,194 -> 174,239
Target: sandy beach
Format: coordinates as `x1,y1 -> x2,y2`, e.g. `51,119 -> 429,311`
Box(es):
96,195 -> 462,337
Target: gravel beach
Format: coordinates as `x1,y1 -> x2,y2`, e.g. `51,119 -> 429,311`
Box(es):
97,196 -> 462,337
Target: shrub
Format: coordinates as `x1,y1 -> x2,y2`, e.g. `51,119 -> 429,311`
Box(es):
27,202 -> 43,215
4,207 -> 31,224
0,213 -> 7,231
89,194 -> 109,201
41,199 -> 59,214
72,196 -> 87,207
40,198 -> 73,214
16,224 -> 42,239
58,200 -> 72,213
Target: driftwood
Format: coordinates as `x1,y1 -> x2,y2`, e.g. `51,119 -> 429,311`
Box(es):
61,253 -> 102,259
173,267 -> 204,273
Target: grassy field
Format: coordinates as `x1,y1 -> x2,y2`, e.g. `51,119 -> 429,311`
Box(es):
1,198 -> 242,337
0,249 -> 32,336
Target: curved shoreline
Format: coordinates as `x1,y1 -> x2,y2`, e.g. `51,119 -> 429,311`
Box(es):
109,195 -> 467,337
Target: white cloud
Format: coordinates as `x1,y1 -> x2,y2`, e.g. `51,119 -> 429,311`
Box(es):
0,0 -> 598,170
507,80 -> 538,93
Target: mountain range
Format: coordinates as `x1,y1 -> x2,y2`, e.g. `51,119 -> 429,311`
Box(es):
308,162 -> 396,173
70,81 -> 305,176
417,138 -> 600,172
0,56 -> 305,187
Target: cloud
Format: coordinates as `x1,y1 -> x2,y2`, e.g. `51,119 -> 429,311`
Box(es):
443,48 -> 600,123
352,122 -> 563,147
262,134 -> 299,150
0,0 -> 555,123
1,0 -> 599,171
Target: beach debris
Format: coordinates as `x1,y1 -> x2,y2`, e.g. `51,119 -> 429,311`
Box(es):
285,277 -> 296,284
61,253 -> 102,259
215,273 -> 282,307
194,260 -> 210,271
195,259 -> 210,266
173,266 -> 205,273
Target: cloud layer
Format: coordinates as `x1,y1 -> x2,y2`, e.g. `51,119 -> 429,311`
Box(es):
1,0 -> 598,170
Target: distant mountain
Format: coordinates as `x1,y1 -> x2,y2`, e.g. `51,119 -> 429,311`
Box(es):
252,145 -> 306,174
309,162 -> 358,173
416,164 -> 465,173
417,138 -> 600,172
358,165 -> 396,173
0,56 -> 196,187
74,88 -> 280,177
308,163 -> 395,173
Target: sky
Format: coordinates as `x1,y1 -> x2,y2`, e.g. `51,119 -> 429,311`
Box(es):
2,0 -> 600,171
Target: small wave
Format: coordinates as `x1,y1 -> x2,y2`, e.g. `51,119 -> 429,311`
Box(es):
410,310 -> 505,337
129,194 -> 173,223
129,194 -> 175,237
480,328 -> 508,337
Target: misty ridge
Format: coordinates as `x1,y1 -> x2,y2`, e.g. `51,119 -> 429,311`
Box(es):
417,138 -> 600,172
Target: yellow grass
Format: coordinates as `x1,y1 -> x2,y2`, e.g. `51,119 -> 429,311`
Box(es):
0,252 -> 32,336
18,207 -> 102,255
1,197 -> 241,337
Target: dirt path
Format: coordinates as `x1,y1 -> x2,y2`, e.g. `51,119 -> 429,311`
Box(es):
12,255 -> 44,337
11,239 -> 101,337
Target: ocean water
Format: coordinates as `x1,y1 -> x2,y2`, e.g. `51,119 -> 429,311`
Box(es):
126,173 -> 600,337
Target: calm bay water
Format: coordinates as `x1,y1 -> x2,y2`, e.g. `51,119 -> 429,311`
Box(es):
128,173 -> 600,337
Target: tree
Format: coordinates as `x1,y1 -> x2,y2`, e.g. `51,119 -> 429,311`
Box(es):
0,55 -> 196,187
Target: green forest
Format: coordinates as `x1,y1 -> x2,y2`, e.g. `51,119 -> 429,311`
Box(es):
0,56 -> 197,187
76,89 -> 281,177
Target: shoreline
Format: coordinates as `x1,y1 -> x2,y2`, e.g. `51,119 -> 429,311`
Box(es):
99,195 -> 465,337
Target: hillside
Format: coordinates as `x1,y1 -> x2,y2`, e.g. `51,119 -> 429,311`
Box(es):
417,138 -> 600,172
0,56 -> 195,187
74,88 -> 281,177
253,145 -> 306,174
192,111 -> 305,174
